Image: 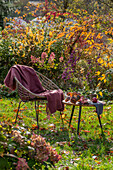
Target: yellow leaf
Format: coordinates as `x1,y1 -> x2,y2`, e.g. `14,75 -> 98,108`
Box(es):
86,40 -> 92,45
104,79 -> 106,83
56,32 -> 65,39
69,32 -> 74,39
63,27 -> 66,32
19,45 -> 23,50
48,40 -> 56,46
66,33 -> 69,38
62,114 -> 65,119
97,58 -> 103,64
105,31 -> 108,35
99,91 -> 103,96
95,71 -> 100,76
107,63 -> 111,67
101,74 -> 105,80
49,31 -> 53,37
97,82 -> 101,87
29,28 -> 33,37
91,39 -> 94,43
22,53 -> 25,57
69,26 -> 76,31
27,140 -> 31,144
84,32 -> 91,40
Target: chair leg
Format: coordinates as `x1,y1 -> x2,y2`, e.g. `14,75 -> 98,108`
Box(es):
15,101 -> 21,123
60,112 -> 64,126
35,100 -> 39,130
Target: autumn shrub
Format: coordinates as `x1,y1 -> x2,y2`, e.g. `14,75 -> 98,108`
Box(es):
0,3 -> 113,93
1,19 -> 66,88
0,35 -> 16,84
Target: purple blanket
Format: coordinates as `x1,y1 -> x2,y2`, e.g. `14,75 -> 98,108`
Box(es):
4,65 -> 64,114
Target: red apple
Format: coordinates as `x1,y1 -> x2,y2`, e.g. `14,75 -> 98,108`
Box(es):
92,97 -> 97,103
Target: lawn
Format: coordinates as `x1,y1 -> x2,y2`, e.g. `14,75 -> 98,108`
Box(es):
0,98 -> 113,169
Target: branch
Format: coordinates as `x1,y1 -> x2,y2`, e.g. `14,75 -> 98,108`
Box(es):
69,33 -> 81,54
97,0 -> 113,8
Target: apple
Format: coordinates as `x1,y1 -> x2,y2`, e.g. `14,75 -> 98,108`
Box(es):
92,97 -> 97,103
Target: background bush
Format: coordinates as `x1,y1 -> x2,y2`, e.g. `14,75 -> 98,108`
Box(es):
0,2 -> 112,99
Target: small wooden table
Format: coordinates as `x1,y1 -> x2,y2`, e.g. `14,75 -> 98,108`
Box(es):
62,100 -> 105,135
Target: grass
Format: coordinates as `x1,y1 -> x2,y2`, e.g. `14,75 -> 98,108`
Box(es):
0,98 -> 113,169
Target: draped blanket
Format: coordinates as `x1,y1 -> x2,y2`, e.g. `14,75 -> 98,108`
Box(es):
4,65 -> 64,114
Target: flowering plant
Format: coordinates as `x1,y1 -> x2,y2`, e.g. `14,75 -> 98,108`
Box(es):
0,122 -> 62,169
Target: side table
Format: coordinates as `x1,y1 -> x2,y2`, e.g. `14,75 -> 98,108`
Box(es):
62,100 -> 105,135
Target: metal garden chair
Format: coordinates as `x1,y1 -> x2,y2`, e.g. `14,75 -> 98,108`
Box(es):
14,71 -> 62,129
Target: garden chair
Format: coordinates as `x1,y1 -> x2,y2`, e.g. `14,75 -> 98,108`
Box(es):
4,65 -> 64,129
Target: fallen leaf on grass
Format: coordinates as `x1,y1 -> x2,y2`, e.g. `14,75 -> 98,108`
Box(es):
62,150 -> 70,155
12,119 -> 16,123
92,156 -> 97,160
36,109 -> 42,113
63,167 -> 69,170
83,130 -> 90,133
56,141 -> 67,146
32,124 -> 36,127
39,105 -> 43,108
68,142 -> 72,147
40,127 -> 46,130
107,151 -> 113,154
18,115 -> 23,120
104,130 -> 111,135
48,123 -> 55,127
97,161 -> 101,164
43,118 -> 47,120
83,144 -> 88,149
61,114 -> 65,119
74,158 -> 80,161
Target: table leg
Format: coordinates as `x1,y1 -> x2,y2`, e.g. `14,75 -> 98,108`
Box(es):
69,105 -> 75,127
98,114 -> 103,130
77,105 -> 82,135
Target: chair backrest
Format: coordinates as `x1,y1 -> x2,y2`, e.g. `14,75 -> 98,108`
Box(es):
15,77 -> 41,101
14,71 -> 59,101
36,71 -> 59,90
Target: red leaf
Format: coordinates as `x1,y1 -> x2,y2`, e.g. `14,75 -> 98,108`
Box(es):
83,130 -> 90,133
108,131 -> 110,135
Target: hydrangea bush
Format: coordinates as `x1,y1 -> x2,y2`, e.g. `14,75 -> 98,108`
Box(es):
0,122 -> 61,169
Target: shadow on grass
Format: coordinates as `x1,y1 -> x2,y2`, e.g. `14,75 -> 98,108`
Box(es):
36,127 -> 113,159
38,128 -> 70,145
